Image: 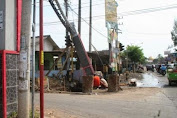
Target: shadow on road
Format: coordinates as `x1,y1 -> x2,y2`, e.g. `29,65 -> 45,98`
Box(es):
162,83 -> 177,88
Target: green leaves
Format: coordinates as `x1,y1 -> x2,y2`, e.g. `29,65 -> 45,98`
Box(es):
123,45 -> 145,64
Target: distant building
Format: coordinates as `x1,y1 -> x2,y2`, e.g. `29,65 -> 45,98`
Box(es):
147,56 -> 154,63
30,35 -> 61,71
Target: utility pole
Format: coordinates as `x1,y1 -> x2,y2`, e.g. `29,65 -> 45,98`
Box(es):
32,0 -> 36,118
65,0 -> 68,36
18,0 -> 32,118
39,0 -> 44,117
78,0 -> 81,35
89,0 -> 92,52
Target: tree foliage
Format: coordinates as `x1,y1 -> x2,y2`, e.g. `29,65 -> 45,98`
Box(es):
123,45 -> 145,64
171,19 -> 177,46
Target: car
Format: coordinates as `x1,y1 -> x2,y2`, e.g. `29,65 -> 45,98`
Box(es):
167,63 -> 177,85
146,65 -> 152,71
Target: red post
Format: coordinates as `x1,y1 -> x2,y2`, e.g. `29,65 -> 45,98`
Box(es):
39,0 -> 44,118
2,51 -> 7,118
16,0 -> 22,52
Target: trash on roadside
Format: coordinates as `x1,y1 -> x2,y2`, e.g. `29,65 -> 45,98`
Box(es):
128,78 -> 137,86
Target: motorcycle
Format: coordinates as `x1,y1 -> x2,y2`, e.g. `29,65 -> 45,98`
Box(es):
160,65 -> 167,76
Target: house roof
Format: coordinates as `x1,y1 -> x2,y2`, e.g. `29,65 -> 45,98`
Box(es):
31,35 -> 60,51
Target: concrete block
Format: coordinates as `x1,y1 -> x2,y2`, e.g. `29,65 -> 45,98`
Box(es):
82,75 -> 93,93
108,74 -> 119,92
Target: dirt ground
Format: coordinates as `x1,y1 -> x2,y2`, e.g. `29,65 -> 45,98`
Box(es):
36,87 -> 162,118
35,107 -> 78,118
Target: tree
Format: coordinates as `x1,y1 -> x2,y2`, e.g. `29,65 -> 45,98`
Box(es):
171,19 -> 177,46
157,54 -> 164,63
153,59 -> 158,64
123,45 -> 145,72
125,45 -> 145,64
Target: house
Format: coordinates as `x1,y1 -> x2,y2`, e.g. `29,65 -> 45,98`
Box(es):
30,35 -> 61,71
31,36 -> 122,80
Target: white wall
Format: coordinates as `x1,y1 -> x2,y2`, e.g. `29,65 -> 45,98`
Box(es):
0,0 -> 16,51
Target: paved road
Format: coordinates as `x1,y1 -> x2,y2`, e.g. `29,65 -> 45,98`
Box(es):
136,72 -> 168,88
35,72 -> 177,118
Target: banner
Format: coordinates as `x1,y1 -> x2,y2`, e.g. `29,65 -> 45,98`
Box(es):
108,29 -> 118,41
105,0 -> 118,29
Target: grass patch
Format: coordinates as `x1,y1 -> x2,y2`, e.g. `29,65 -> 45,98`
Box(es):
8,112 -> 17,118
30,110 -> 40,118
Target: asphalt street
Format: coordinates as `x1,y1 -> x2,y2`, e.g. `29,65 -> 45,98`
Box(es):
35,72 -> 177,118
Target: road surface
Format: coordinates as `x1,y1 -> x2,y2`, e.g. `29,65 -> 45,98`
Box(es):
35,72 -> 177,118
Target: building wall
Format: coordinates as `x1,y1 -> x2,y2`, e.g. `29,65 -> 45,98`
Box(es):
44,53 -> 53,70
0,0 -> 16,51
34,52 -> 54,71
0,53 -> 18,117
35,37 -> 54,52
0,0 -> 17,117
6,54 -> 18,116
0,0 -> 6,50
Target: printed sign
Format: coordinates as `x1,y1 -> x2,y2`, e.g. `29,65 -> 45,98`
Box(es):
164,51 -> 171,55
105,0 -> 118,30
41,51 -> 44,65
105,0 -> 118,23
0,23 -> 3,29
18,80 -> 28,91
0,11 -> 3,22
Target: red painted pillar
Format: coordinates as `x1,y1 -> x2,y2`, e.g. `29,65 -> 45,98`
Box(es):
2,51 -> 7,118
16,0 -> 22,52
39,0 -> 44,118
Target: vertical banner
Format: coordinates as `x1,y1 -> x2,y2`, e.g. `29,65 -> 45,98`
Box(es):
105,0 -> 118,71
105,0 -> 118,29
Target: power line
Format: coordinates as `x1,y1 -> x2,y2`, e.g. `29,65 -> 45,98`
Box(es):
41,3 -> 177,26
39,3 -> 177,22
119,4 -> 177,16
33,1 -> 106,9
37,2 -> 177,38
126,32 -> 170,36
68,5 -> 108,39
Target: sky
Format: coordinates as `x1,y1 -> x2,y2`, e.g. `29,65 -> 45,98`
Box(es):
34,0 -> 177,58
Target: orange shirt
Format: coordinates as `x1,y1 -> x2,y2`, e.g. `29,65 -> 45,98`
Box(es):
94,76 -> 100,87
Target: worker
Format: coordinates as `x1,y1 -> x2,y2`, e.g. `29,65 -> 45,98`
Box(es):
103,64 -> 108,80
93,74 -> 100,89
100,77 -> 108,89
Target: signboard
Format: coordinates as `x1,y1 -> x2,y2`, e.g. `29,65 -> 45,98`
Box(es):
0,11 -> 3,30
0,23 -> 3,29
105,0 -> 118,23
105,0 -> 118,29
108,29 -> 118,41
0,11 -> 3,22
164,51 -> 171,55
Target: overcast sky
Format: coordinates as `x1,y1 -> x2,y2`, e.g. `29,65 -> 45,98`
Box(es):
35,0 -> 177,58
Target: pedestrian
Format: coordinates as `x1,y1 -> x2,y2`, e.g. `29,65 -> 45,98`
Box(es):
100,77 -> 108,89
93,73 -> 100,89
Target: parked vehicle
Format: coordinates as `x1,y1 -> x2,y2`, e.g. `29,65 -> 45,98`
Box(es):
167,63 -> 177,85
146,65 -> 153,71
155,64 -> 161,73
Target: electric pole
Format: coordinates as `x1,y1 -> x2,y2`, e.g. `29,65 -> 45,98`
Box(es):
18,0 -> 32,118
39,0 -> 44,117
65,0 -> 68,36
32,0 -> 36,118
89,0 -> 92,52
78,0 -> 81,35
